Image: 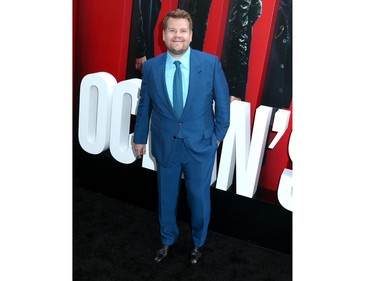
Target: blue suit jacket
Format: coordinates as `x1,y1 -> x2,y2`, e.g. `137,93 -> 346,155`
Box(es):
134,49 -> 230,166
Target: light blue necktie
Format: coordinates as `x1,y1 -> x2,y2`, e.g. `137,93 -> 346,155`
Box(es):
173,61 -> 183,118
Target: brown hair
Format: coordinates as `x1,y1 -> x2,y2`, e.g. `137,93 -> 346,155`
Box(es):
163,9 -> 193,31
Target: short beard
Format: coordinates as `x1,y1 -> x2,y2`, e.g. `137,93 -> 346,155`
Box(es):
168,47 -> 187,56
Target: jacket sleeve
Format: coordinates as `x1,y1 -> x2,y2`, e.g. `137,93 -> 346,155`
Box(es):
212,56 -> 230,141
133,62 -> 152,144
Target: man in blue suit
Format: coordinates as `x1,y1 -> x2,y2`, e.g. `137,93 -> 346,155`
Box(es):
133,9 -> 230,265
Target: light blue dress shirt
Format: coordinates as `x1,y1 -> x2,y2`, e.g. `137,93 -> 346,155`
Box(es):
165,47 -> 190,107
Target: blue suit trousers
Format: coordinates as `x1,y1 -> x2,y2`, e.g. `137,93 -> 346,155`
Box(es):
156,138 -> 215,248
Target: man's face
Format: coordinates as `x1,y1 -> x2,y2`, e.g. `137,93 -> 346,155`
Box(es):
163,17 -> 192,58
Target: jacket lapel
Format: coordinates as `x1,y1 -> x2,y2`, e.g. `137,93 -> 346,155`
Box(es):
153,54 -> 175,112
183,51 -> 203,117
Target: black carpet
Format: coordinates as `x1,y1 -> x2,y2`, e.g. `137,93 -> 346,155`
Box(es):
73,184 -> 292,281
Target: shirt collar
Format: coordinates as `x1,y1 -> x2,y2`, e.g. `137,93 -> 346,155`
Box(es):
167,47 -> 190,69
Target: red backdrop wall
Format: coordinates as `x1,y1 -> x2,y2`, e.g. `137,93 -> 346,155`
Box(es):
73,0 -> 292,192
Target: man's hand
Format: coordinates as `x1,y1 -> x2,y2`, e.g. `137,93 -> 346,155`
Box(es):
230,95 -> 241,102
134,143 -> 146,159
135,56 -> 147,72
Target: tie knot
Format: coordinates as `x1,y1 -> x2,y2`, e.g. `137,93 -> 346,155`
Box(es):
174,60 -> 181,69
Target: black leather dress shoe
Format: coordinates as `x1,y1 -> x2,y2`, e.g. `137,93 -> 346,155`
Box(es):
190,246 -> 203,265
154,245 -> 169,263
